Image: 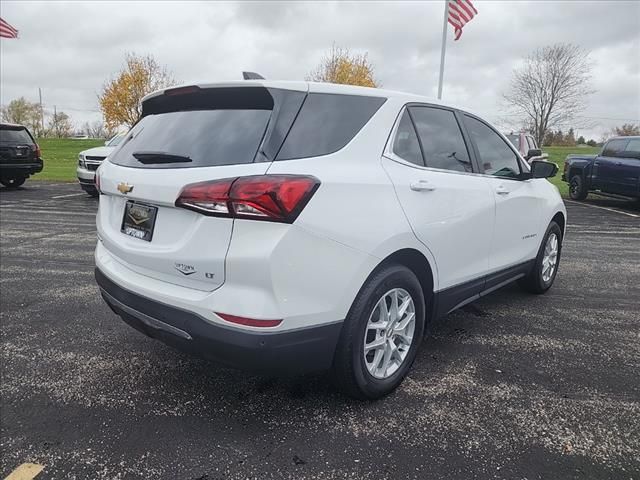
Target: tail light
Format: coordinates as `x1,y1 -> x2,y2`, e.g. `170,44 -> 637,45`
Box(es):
34,144 -> 41,158
95,169 -> 101,194
175,175 -> 320,223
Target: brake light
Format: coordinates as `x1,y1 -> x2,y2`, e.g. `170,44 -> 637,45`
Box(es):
215,312 -> 282,328
164,85 -> 201,96
175,175 -> 320,223
34,144 -> 41,158
95,170 -> 101,194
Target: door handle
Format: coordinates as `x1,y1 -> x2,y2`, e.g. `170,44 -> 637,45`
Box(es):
495,185 -> 510,195
410,180 -> 436,192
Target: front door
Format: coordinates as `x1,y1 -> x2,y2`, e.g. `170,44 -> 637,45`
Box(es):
462,115 -> 543,273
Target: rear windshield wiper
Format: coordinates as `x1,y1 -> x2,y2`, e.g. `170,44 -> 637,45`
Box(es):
132,151 -> 192,164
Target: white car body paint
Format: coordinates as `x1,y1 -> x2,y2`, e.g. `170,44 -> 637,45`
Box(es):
94,80 -> 566,353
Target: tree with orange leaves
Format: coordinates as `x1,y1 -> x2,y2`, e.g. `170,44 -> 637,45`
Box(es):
99,53 -> 178,130
307,45 -> 379,88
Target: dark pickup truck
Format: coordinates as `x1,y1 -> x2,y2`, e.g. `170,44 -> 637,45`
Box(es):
0,123 -> 43,188
563,136 -> 640,201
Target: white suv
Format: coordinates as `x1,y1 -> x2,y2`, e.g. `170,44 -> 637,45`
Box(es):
77,134 -> 125,196
95,81 -> 566,399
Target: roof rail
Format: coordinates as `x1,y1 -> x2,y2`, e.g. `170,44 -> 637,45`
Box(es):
242,71 -> 265,80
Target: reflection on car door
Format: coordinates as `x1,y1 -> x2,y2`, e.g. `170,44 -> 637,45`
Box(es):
463,115 -> 543,273
382,106 -> 494,295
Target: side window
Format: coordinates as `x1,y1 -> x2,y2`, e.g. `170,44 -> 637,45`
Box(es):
464,115 -> 521,178
602,139 -> 630,158
409,107 -> 472,172
623,138 -> 640,159
391,110 -> 423,166
276,93 -> 386,160
526,136 -> 537,151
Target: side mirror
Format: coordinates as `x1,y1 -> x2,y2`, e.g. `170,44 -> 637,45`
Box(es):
530,160 -> 558,179
526,148 -> 542,159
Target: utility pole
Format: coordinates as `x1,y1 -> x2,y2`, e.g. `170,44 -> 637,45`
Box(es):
38,88 -> 45,136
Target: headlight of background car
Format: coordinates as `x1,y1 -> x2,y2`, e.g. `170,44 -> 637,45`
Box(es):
78,153 -> 85,168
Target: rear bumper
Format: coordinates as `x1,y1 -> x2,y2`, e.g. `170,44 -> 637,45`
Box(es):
95,268 -> 343,375
0,159 -> 43,176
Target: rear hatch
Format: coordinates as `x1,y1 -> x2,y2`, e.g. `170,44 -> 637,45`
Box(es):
0,125 -> 37,165
97,84 -> 307,292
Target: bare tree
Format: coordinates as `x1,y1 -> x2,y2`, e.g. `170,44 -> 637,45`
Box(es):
85,120 -> 109,139
1,97 -> 44,137
47,110 -> 74,138
612,123 -> 640,136
503,43 -> 594,146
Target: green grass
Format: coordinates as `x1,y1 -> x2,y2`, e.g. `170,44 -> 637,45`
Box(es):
33,139 -> 601,197
543,145 -> 600,197
36,138 -> 104,181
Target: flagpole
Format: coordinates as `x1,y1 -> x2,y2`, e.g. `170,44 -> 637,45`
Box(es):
437,0 -> 448,100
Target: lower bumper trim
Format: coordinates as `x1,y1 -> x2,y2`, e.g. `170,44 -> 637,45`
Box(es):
100,288 -> 192,340
95,268 -> 344,375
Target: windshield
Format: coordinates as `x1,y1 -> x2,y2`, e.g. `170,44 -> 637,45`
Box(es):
107,134 -> 125,147
506,134 -> 519,147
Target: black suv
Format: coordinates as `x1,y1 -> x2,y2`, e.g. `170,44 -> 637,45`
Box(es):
0,123 -> 43,188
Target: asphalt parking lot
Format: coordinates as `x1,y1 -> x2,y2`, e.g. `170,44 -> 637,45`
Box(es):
1,182 -> 639,480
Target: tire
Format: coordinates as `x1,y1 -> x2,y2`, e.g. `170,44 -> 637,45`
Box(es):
518,221 -> 562,294
569,174 -> 588,200
332,264 -> 426,400
0,177 -> 27,189
87,188 -> 99,198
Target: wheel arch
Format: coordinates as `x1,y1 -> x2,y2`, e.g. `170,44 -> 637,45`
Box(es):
370,248 -> 436,325
551,211 -> 566,238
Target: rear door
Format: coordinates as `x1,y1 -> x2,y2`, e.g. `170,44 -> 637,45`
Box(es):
593,138 -> 629,194
97,85 -> 306,292
382,105 -> 494,294
616,138 -> 640,196
462,115 -> 543,272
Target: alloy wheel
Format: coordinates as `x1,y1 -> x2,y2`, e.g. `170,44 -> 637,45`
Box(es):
363,288 -> 416,379
541,233 -> 559,283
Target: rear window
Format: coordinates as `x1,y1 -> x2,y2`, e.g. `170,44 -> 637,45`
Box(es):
107,134 -> 125,147
602,139 -> 629,157
0,128 -> 33,144
109,110 -> 271,169
623,138 -> 640,159
276,93 -> 386,160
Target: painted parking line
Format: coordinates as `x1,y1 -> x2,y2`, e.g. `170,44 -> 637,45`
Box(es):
0,207 -> 96,217
51,192 -> 86,199
4,463 -> 44,480
564,199 -> 640,218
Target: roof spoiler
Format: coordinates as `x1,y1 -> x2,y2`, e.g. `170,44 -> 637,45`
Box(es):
242,71 -> 265,80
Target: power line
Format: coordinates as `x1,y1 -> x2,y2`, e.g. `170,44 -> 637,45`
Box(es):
500,112 -> 639,122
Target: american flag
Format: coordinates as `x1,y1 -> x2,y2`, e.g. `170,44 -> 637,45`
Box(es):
0,18 -> 19,39
447,0 -> 478,41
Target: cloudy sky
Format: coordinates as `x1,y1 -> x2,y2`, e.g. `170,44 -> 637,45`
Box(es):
1,0 -> 639,139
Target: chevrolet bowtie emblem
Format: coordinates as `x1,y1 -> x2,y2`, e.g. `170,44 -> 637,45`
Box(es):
117,182 -> 134,194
